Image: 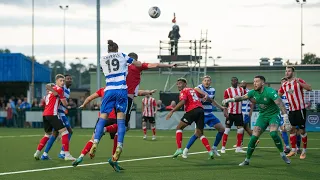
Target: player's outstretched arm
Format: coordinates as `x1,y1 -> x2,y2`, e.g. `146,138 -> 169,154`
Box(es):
222,94 -> 249,106
212,99 -> 226,111
166,100 -> 185,120
194,87 -> 209,101
147,63 -> 177,69
46,83 -> 58,96
137,89 -> 157,96
79,93 -> 99,109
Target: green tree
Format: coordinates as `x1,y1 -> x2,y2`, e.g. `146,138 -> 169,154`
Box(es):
0,48 -> 11,53
285,59 -> 293,65
301,53 -> 320,64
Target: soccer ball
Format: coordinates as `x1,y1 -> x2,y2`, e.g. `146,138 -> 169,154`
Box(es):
148,6 -> 161,18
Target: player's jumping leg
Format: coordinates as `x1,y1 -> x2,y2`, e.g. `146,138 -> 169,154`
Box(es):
280,127 -> 290,154
211,121 -> 224,157
221,127 -> 230,153
173,121 -> 188,158
239,125 -> 262,166
59,116 -> 73,159
182,131 -> 198,158
287,126 -> 298,157
299,128 -> 307,159
296,129 -> 302,154
34,133 -> 51,160
41,130 -> 58,160
90,117 -> 108,157
151,122 -> 156,140
235,127 -> 246,153
142,120 -> 147,139
269,124 -> 290,164
72,133 -> 94,167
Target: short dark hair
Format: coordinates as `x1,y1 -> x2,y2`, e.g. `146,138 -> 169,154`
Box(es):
55,74 -> 65,80
231,77 -> 238,81
177,78 -> 187,84
254,75 -> 266,82
107,40 -> 118,52
128,52 -> 138,60
286,66 -> 295,72
64,74 -> 71,78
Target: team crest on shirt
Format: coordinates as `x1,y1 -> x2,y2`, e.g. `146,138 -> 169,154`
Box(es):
287,89 -> 294,94
259,104 -> 266,109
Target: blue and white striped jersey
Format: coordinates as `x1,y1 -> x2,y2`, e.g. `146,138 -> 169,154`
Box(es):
58,85 -> 70,116
281,94 -> 290,112
242,88 -> 251,114
197,84 -> 215,116
100,52 -> 134,91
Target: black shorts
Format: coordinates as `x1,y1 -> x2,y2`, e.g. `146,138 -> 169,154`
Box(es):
125,97 -> 134,127
289,109 -> 307,129
43,115 -> 65,133
181,107 -> 204,129
225,114 -> 244,127
142,116 -> 155,123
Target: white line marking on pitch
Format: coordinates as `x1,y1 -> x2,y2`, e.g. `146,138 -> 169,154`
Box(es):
0,148 -> 235,176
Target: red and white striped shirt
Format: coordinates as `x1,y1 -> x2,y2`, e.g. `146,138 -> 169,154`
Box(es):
279,79 -> 306,111
142,97 -> 157,117
43,85 -> 65,116
224,86 -> 246,114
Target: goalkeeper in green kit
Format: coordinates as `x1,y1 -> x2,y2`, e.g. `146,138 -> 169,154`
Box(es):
222,75 -> 292,166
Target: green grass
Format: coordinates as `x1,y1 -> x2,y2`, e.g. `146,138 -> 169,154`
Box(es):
0,128 -> 319,180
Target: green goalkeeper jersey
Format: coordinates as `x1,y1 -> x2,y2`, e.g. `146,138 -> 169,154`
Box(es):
247,86 -> 280,116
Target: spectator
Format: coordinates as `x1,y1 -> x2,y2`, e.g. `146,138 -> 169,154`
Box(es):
16,99 -> 22,110
20,97 -> 31,110
39,97 -> 46,108
91,102 -> 99,110
68,99 -> 77,109
32,98 -> 40,108
157,100 -> 165,111
5,103 -> 13,127
166,100 -> 176,110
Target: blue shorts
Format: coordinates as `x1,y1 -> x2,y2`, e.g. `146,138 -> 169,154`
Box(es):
243,114 -> 250,124
204,114 -> 221,127
100,89 -> 128,114
60,115 -> 70,128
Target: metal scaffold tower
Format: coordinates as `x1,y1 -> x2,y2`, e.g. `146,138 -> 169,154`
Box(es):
157,31 -> 211,92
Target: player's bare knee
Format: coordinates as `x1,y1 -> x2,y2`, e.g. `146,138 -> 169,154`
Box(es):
194,129 -> 203,138
269,124 -> 278,132
215,123 -> 225,132
253,126 -> 262,136
58,127 -> 68,134
67,127 -> 73,134
100,113 -> 108,119
52,130 -> 59,137
300,128 -> 306,135
176,122 -> 187,130
151,123 -> 155,128
289,127 -> 296,134
45,132 -> 52,136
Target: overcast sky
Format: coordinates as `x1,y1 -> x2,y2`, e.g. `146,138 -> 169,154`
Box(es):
0,0 -> 320,67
